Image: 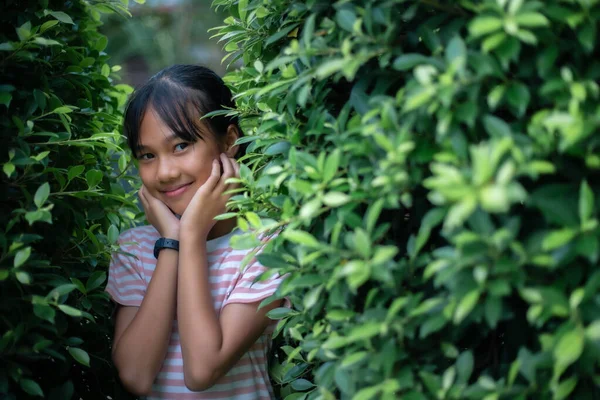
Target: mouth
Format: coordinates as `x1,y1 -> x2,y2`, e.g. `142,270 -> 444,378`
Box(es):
160,183 -> 192,198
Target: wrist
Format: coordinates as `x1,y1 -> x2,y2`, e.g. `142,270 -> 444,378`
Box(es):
161,230 -> 179,241
179,224 -> 209,242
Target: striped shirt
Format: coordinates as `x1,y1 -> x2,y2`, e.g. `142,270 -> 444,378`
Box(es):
106,225 -> 284,399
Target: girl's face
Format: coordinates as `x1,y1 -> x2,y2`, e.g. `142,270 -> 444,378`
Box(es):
136,107 -> 222,216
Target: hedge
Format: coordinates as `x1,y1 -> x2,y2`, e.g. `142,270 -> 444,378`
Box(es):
0,0 -> 138,399
211,0 -> 600,399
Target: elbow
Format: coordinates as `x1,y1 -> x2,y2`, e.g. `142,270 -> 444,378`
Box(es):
184,366 -> 220,392
116,365 -> 154,396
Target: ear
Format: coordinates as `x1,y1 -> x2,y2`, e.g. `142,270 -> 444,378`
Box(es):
224,124 -> 240,158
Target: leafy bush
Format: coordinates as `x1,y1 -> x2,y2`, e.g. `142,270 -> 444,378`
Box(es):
212,0 -> 600,399
0,0 -> 138,398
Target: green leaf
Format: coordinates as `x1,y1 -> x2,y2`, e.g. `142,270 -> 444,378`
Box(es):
336,9 -> 356,32
353,228 -> 371,258
419,314 -> 447,338
48,284 -> 77,299
267,307 -> 295,320
68,165 -> 85,181
20,379 -> 44,397
58,305 -> 83,317
265,141 -> 291,156
16,21 -> 32,41
68,347 -> 90,367
303,285 -> 322,309
40,20 -> 59,33
347,322 -> 381,342
456,351 -> 474,384
579,181 -> 594,223
107,225 -> 119,244
553,377 -> 578,400
265,24 -> 299,46
542,229 -> 577,251
506,83 -> 530,116
483,115 -> 512,137
25,210 -> 53,225
3,161 -> 15,177
95,35 -> 108,52
49,11 -> 74,24
469,17 -> 503,37
52,106 -> 73,114
316,58 -> 346,79
14,246 -> 31,268
291,379 -> 314,391
33,304 -> 55,323
554,328 -> 584,379
323,192 -> 350,207
0,42 -> 14,51
85,169 -> 103,188
238,0 -> 248,21
34,182 -> 50,208
454,289 -> 480,324
445,36 -> 466,69
86,271 -> 106,292
482,32 -> 507,52
515,12 -> 549,28
487,85 -> 506,110
34,37 -> 61,46
0,92 -> 12,108
413,208 -> 445,258
485,296 -> 502,328
283,230 -> 321,248
393,54 -> 430,71
323,149 -> 340,182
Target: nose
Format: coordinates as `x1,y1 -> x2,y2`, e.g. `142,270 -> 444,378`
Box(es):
156,156 -> 180,183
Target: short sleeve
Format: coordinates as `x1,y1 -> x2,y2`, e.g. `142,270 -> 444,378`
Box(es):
223,233 -> 286,307
105,230 -> 146,307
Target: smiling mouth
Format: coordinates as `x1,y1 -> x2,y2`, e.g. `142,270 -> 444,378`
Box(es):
161,183 -> 192,198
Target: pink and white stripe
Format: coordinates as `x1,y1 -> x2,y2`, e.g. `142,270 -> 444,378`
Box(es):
106,225 -> 284,399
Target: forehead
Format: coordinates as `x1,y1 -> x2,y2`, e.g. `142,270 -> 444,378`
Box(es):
137,109 -> 177,146
137,106 -> 214,149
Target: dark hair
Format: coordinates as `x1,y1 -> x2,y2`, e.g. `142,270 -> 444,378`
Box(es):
123,64 -> 246,158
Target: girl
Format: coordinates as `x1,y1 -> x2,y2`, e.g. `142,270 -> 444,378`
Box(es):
106,65 -> 285,400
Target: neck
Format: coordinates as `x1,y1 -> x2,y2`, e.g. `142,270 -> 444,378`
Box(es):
207,217 -> 237,241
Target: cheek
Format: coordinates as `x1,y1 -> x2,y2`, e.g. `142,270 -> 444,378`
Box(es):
138,165 -> 154,187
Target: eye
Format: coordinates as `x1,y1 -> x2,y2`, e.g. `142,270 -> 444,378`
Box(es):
138,153 -> 154,160
174,142 -> 189,152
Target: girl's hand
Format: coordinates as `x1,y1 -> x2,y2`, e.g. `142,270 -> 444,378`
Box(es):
139,185 -> 181,239
179,154 -> 240,240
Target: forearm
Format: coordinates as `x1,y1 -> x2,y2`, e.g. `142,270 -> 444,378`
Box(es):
177,238 -> 225,389
112,249 -> 178,393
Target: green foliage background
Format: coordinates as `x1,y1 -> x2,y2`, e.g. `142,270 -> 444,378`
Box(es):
212,0 -> 600,399
1,0 -> 138,398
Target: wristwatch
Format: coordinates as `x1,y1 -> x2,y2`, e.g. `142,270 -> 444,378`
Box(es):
153,238 -> 179,259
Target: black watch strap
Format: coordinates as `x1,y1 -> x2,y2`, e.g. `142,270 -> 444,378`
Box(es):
154,238 -> 179,259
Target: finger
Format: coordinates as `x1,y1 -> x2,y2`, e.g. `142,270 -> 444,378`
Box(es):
232,158 -> 240,177
219,153 -> 234,190
139,186 -> 148,208
226,157 -> 240,192
203,158 -> 221,191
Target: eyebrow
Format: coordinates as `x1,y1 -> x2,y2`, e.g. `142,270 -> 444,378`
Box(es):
136,132 -> 181,153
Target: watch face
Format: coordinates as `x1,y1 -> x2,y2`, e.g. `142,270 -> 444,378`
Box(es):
154,238 -> 179,259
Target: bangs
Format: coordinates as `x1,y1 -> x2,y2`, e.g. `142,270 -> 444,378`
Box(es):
149,82 -> 210,143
